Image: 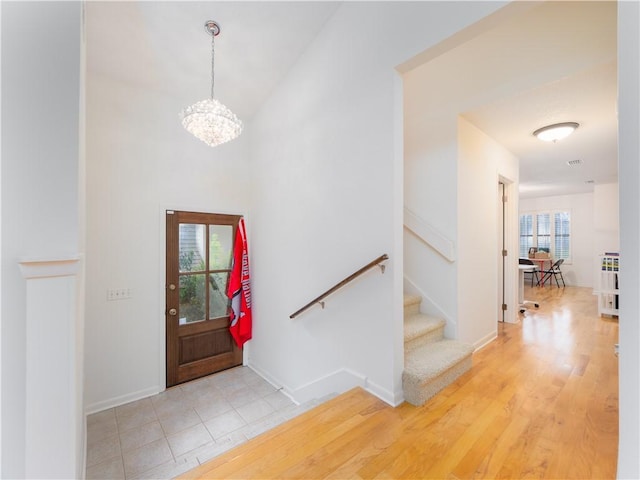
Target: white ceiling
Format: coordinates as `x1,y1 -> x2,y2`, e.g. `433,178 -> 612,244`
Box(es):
86,1 -> 618,200
466,61 -> 618,198
86,2 -> 340,120
460,1 -> 618,199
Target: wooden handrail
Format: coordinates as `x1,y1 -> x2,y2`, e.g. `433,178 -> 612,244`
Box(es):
290,254 -> 389,319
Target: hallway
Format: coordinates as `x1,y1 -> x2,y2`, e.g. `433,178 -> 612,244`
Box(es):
182,286 -> 619,479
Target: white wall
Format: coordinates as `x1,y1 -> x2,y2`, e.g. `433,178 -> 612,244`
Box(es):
403,35 -> 526,342
84,72 -> 250,412
404,100 -> 458,333
405,113 -> 523,345
519,193 -> 595,287
458,118 -> 519,343
82,0 -> 508,414
1,3 -> 83,477
593,182 -> 619,244
247,1 -> 509,405
0,0 -> 637,476
594,183 -> 620,235
617,1 -> 640,477
403,0 -> 621,335
593,183 -> 620,288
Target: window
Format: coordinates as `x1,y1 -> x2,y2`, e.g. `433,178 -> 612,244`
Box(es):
536,213 -> 551,252
519,214 -> 533,257
554,212 -> 571,259
519,211 -> 571,262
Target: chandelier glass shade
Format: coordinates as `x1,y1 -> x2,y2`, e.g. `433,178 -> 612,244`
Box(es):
180,21 -> 243,147
180,98 -> 243,147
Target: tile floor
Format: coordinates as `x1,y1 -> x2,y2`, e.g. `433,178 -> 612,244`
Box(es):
86,366 -> 326,479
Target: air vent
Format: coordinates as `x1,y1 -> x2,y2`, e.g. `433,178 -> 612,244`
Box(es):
567,159 -> 583,167
585,180 -> 595,184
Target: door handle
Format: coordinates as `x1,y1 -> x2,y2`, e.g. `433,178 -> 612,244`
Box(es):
168,308 -> 177,316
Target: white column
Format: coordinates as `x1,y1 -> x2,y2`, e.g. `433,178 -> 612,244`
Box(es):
19,258 -> 80,479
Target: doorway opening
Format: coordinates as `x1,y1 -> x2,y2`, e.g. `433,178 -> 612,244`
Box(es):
499,181 -> 506,322
165,210 -> 242,387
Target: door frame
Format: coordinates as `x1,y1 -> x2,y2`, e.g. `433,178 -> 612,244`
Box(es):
498,181 -> 506,322
497,176 -> 518,324
166,209 -> 243,386
158,206 -> 248,390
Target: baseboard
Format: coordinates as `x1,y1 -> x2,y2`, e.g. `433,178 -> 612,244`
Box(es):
84,366 -> 402,421
403,208 -> 456,262
285,368 -> 367,405
368,379 -> 404,407
84,385 -> 162,416
249,364 -> 399,407
473,331 -> 497,352
364,377 -> 402,407
244,363 -> 293,402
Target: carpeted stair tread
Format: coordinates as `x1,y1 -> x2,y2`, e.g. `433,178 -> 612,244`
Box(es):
403,294 -> 422,315
404,313 -> 445,343
403,339 -> 474,406
404,339 -> 473,381
402,292 -> 474,406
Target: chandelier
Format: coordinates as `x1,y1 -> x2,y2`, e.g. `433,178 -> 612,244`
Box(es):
180,20 -> 243,147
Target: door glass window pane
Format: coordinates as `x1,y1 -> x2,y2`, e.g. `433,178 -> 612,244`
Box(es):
209,225 -> 233,270
209,273 -> 229,319
179,224 -> 206,272
179,274 -> 206,324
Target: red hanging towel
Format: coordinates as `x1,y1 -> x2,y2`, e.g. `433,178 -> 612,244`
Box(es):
227,218 -> 252,347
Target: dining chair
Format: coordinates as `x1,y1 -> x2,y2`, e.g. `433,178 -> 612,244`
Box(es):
539,258 -> 566,288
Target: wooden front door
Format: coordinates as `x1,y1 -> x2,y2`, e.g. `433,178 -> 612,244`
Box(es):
166,210 -> 243,387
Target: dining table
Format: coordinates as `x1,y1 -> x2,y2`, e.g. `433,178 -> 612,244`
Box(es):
529,257 -> 552,286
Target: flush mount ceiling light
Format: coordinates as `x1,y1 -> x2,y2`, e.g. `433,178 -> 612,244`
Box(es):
180,20 -> 243,147
533,122 -> 579,142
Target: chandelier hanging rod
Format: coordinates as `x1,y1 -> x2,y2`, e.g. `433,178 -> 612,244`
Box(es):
204,20 -> 220,100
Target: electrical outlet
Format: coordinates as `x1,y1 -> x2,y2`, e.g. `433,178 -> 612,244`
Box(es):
107,288 -> 132,301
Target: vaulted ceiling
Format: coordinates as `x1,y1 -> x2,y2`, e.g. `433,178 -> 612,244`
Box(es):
86,1 -> 618,199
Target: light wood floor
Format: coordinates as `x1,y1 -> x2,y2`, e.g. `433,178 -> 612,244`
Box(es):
180,286 -> 619,479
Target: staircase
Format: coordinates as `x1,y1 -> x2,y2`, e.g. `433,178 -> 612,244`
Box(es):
402,294 -> 474,406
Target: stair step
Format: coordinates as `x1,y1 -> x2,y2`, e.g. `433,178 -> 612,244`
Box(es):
403,294 -> 422,316
404,313 -> 445,352
403,339 -> 474,406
